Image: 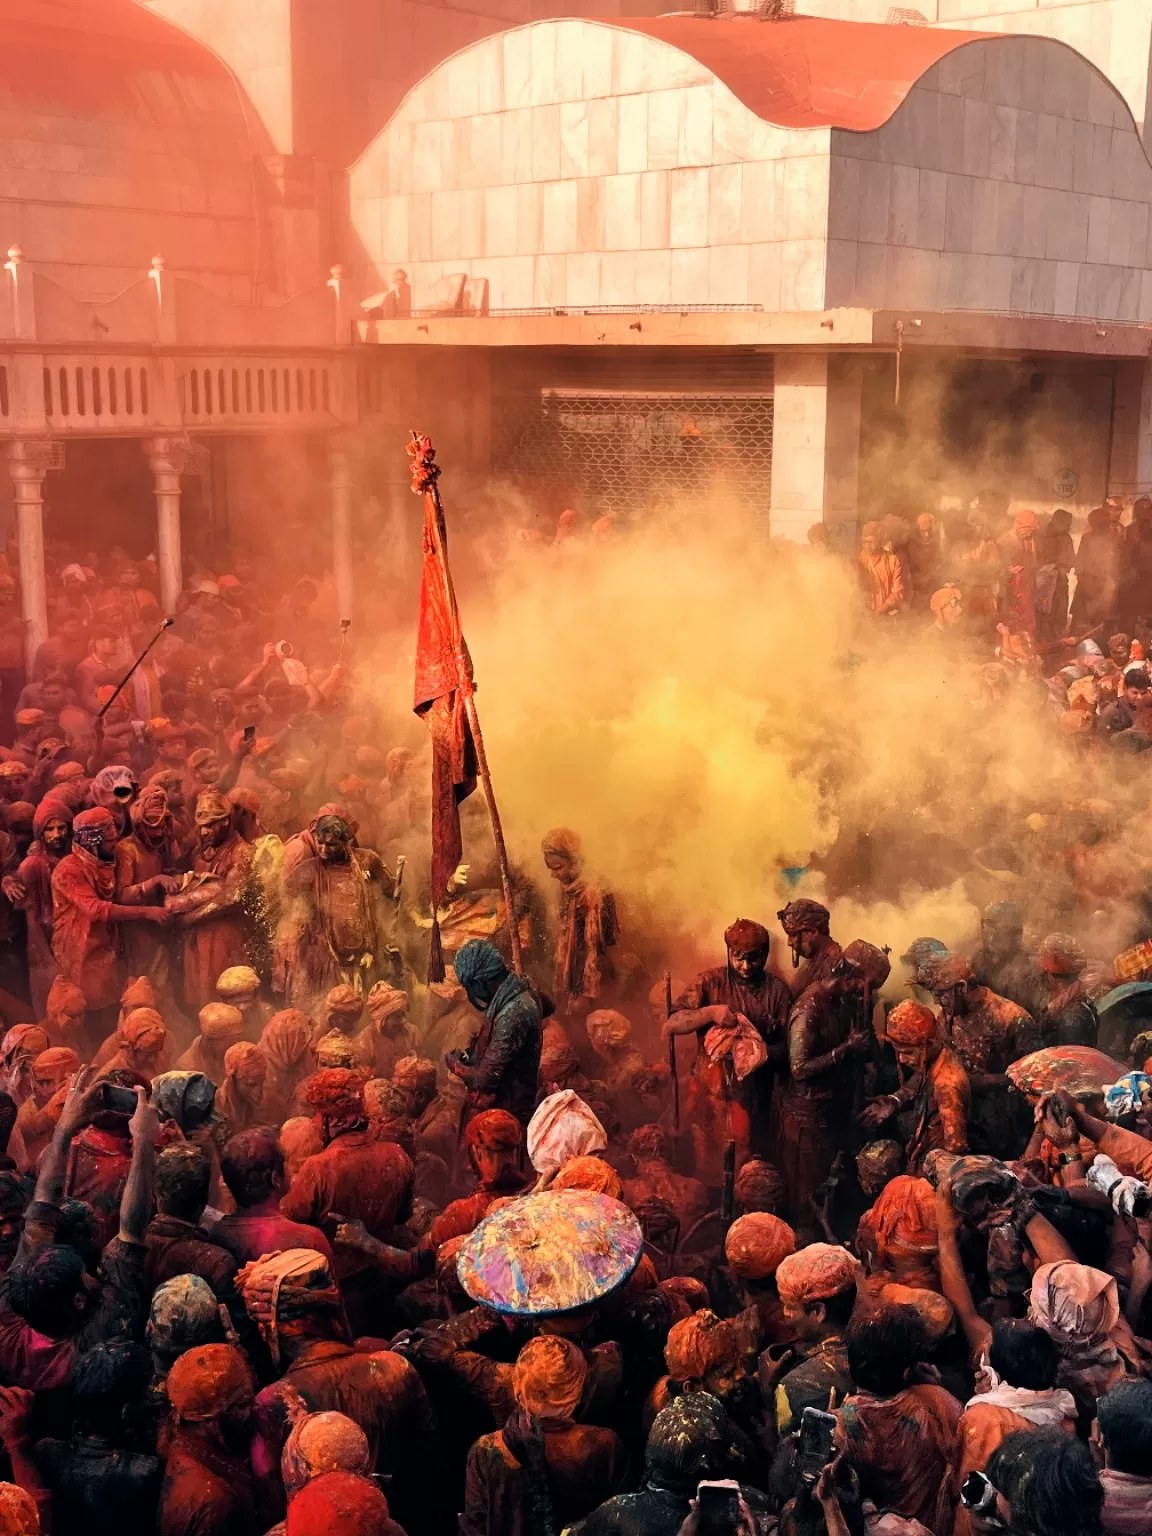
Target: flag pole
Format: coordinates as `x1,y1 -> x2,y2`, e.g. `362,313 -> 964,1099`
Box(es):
408,433 -> 524,977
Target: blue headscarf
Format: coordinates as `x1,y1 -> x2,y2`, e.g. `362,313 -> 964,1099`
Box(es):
454,940 -> 507,994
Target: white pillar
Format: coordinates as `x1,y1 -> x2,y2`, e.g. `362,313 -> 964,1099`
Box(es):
329,442 -> 354,621
769,353 -> 862,543
144,437 -> 192,615
6,441 -> 52,674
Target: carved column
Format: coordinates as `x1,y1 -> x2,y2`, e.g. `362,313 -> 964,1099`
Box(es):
6,441 -> 55,673
329,439 -> 354,621
144,437 -> 195,615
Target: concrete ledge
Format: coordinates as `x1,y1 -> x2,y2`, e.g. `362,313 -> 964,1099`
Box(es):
357,307 -> 1152,358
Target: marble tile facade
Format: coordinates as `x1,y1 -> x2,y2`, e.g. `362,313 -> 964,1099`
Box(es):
827,34 -> 1152,319
349,19 -> 831,312
348,18 -> 1152,322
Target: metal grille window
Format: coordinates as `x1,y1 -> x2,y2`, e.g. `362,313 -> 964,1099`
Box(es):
496,390 -> 774,520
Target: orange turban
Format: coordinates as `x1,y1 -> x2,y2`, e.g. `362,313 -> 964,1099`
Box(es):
551,1155 -> 623,1199
930,584 -> 962,616
511,1336 -> 587,1422
392,1056 -> 436,1096
870,1176 -> 938,1265
0,1483 -> 39,1536
198,1003 -> 245,1043
776,1243 -> 861,1308
215,965 -> 260,999
325,985 -> 363,1022
725,1212 -> 796,1281
885,1001 -> 939,1049
236,1249 -> 344,1365
33,1047 -> 79,1076
313,1033 -> 355,1069
281,1412 -> 370,1501
365,984 -> 407,1022
260,1010 -> 315,1071
117,1007 -> 167,1053
586,1009 -> 632,1054
47,977 -> 86,1017
0,1029 -> 48,1084
664,1309 -> 742,1383
120,975 -> 157,1011
224,1041 -> 267,1083
280,1117 -> 323,1169
166,1343 -> 254,1424
465,1109 -> 522,1153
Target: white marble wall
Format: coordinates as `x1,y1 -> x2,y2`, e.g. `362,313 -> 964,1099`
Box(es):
825,35 -> 1152,320
348,19 -> 833,311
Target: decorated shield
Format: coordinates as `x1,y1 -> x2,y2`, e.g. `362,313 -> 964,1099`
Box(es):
457,1189 -> 643,1316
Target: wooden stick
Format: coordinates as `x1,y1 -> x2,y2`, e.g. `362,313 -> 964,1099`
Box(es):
663,970 -> 679,1132
414,434 -> 524,977
98,618 -> 174,719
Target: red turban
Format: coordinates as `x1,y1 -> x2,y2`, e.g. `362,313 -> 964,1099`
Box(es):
724,919 -> 771,954
465,1109 -> 522,1154
286,1471 -> 395,1536
306,1068 -> 366,1121
725,1212 -> 796,1280
776,1243 -> 861,1308
842,940 -> 892,989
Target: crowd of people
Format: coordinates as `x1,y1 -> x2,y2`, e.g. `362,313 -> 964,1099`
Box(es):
0,512 -> 1147,1536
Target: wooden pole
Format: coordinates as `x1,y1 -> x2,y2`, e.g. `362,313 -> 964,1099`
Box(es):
412,433 -> 524,976
98,618 -> 174,719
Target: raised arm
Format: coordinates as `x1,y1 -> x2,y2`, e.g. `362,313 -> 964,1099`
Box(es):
935,1174 -> 992,1361
119,1087 -> 158,1246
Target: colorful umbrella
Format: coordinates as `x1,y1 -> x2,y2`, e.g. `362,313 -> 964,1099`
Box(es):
457,1189 -> 643,1316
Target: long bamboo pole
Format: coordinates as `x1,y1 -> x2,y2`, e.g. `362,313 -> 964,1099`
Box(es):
410,433 -> 524,976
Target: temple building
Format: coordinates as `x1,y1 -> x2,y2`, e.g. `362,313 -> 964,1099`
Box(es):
4,0 -> 1152,658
